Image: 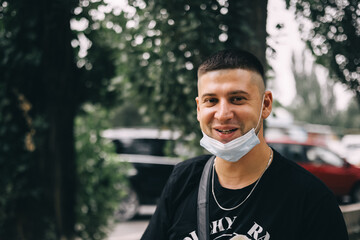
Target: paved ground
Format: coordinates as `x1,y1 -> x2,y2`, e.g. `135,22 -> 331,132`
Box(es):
108,219 -> 149,240
107,206 -> 155,240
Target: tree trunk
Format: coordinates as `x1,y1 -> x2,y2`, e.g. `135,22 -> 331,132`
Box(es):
227,0 -> 268,75
41,1 -> 77,239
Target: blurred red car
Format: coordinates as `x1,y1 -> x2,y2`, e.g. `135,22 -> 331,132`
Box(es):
268,140 -> 360,203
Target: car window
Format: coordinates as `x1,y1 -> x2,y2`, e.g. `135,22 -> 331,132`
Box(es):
268,143 -> 286,156
285,144 -> 307,162
306,146 -> 343,167
269,143 -> 307,163
113,139 -> 170,156
347,143 -> 360,150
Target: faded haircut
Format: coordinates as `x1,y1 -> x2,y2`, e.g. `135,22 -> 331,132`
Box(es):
197,49 -> 265,88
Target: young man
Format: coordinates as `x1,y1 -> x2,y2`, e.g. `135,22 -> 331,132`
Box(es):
141,49 -> 348,240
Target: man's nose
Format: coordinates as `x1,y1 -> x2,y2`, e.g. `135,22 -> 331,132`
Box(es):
214,101 -> 233,122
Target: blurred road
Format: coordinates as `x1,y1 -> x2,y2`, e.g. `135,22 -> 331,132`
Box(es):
107,206 -> 154,240
108,219 -> 149,240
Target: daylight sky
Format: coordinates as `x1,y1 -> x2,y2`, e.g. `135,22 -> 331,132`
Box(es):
267,0 -> 353,111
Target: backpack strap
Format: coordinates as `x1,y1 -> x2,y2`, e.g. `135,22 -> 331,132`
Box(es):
197,155 -> 215,240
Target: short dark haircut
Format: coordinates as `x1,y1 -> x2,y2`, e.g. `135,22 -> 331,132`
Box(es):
197,49 -> 265,81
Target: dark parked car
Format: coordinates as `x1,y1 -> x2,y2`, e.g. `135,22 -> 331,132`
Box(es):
268,140 -> 360,203
102,128 -> 192,221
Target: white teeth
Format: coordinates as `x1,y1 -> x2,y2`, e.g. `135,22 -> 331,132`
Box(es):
218,129 -> 235,134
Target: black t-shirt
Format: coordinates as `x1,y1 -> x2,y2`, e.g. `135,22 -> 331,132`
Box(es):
141,150 -> 349,240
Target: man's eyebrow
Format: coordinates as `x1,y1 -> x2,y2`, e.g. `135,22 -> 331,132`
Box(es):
200,91 -> 250,99
200,93 -> 216,99
228,90 -> 249,96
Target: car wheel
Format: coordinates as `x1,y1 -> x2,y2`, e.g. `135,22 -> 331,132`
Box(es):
114,188 -> 140,222
352,184 -> 360,203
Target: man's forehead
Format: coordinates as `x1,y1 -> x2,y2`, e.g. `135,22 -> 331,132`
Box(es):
197,68 -> 264,91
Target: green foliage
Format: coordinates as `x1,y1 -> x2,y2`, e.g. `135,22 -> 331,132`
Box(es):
334,98 -> 360,130
0,81 -> 53,239
70,0 -> 124,107
0,0 -> 122,239
286,0 -> 360,107
286,51 -> 359,131
288,52 -> 337,125
74,104 -> 129,240
109,101 -> 149,127
113,0 -> 268,138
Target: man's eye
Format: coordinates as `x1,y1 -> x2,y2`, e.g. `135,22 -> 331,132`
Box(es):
232,97 -> 245,103
204,98 -> 217,104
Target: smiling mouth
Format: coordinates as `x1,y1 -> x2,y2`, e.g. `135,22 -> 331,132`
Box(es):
215,128 -> 237,134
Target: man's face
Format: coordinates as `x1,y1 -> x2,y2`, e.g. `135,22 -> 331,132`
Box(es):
196,68 -> 265,144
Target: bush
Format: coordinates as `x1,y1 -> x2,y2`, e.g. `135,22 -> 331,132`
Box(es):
74,104 -> 130,240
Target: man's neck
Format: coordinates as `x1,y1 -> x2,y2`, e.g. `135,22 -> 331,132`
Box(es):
215,143 -> 272,189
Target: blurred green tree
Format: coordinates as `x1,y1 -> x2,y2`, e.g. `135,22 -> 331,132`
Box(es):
0,0 -> 123,239
115,0 -> 268,137
74,104 -> 130,240
286,0 -> 360,108
288,51 -> 339,125
286,51 -> 359,132
337,98 -> 360,131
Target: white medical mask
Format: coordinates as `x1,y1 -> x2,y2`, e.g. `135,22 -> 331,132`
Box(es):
200,96 -> 264,162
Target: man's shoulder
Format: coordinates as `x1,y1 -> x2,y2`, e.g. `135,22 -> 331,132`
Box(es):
271,150 -> 348,239
172,154 -> 212,177
161,155 -> 212,202
163,154 -> 212,190
272,149 -> 333,196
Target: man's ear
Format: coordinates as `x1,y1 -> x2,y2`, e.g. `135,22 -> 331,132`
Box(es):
196,97 -> 200,122
262,91 -> 273,119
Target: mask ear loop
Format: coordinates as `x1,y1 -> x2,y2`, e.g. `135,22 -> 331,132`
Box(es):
254,94 -> 265,135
